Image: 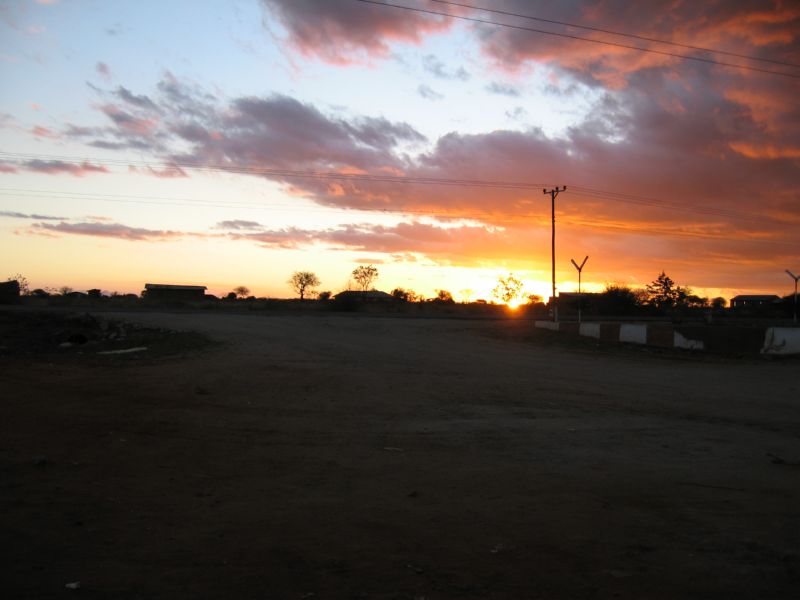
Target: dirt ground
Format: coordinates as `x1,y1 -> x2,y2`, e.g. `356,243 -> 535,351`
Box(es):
2,309 -> 799,599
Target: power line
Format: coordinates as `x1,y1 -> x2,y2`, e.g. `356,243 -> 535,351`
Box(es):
2,188 -> 796,249
352,0 -> 800,80
0,150 -> 785,226
0,151 -> 781,224
0,188 -> 530,223
429,0 -> 800,70
0,151 -> 551,191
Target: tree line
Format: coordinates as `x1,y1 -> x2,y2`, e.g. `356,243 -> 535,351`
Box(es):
6,269 -> 794,316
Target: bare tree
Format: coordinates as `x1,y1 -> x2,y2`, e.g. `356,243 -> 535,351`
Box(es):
352,265 -> 378,291
233,286 -> 250,299
7,274 -> 29,295
492,274 -> 525,305
288,271 -> 320,300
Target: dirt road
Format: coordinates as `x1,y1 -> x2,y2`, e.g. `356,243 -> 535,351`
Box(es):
2,311 -> 799,598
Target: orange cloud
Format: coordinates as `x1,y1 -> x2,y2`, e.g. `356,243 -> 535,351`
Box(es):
729,142 -> 800,159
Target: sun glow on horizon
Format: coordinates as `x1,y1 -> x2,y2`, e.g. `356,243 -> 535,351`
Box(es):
506,297 -> 524,309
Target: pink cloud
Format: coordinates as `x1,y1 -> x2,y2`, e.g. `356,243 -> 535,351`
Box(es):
100,104 -> 157,136
31,125 -> 58,138
128,163 -> 188,178
96,61 -> 111,80
31,221 -> 190,241
20,159 -> 109,176
261,0 -> 454,64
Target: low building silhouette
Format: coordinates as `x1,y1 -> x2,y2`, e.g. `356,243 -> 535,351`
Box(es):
334,290 -> 395,303
730,294 -> 780,309
0,280 -> 20,304
143,283 -> 207,302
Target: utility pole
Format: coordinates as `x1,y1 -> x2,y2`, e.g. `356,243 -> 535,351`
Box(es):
787,269 -> 799,324
571,255 -> 589,323
543,186 -> 566,321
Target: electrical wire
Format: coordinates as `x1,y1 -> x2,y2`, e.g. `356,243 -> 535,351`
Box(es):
0,150 -> 783,226
352,0 -> 800,79
428,0 -> 800,70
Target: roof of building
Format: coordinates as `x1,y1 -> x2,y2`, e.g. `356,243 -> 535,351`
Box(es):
557,292 -> 600,298
731,294 -> 780,301
144,283 -> 207,291
334,290 -> 394,300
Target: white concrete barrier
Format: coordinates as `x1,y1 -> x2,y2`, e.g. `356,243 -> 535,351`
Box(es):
762,327 -> 800,355
674,332 -> 703,350
579,323 -> 601,339
619,323 -> 648,345
535,320 -> 560,331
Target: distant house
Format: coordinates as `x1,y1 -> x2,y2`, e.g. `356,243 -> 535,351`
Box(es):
0,280 -> 20,304
143,283 -> 207,302
334,290 -> 395,303
730,294 -> 780,309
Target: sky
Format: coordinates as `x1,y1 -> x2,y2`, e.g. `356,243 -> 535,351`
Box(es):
0,0 -> 798,301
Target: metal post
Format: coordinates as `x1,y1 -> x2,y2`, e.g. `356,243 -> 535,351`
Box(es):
544,186 -> 566,322
787,270 -> 799,325
571,256 -> 589,324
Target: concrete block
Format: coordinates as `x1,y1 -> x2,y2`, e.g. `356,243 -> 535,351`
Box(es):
647,324 -> 674,348
559,322 -> 580,335
619,324 -> 647,344
674,331 -> 703,350
599,323 -> 620,341
762,327 -> 800,355
579,323 -> 601,338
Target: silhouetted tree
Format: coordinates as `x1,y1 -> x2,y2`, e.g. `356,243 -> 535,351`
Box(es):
711,297 -> 727,310
526,293 -> 544,304
598,284 -> 645,315
87,288 -> 102,299
682,294 -> 708,308
7,274 -> 29,295
233,286 -> 250,299
391,288 -> 409,301
492,274 -> 525,305
288,271 -> 320,300
352,265 -> 378,291
645,272 -> 680,309
58,286 -> 73,296
391,287 -> 421,302
433,289 -> 455,303
224,292 -> 237,301
318,290 -> 332,301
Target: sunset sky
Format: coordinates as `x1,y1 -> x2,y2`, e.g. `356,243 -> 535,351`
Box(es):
1,0 -> 798,300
